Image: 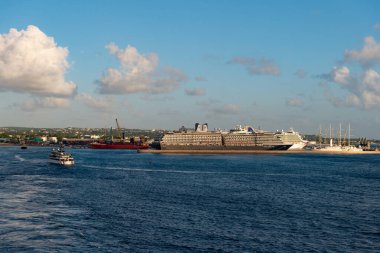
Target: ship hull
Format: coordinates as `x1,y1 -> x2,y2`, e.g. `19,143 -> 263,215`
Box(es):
160,145 -> 291,150
49,159 -> 75,166
90,143 -> 149,149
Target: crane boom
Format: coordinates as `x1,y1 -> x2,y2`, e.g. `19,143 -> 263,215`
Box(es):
115,118 -> 122,139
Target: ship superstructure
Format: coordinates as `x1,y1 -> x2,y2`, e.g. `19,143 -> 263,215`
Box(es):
160,124 -> 223,150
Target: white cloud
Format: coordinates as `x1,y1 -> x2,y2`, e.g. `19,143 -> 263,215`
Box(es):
97,43 -> 187,94
16,97 -> 70,111
286,98 -> 304,107
322,67 -> 380,109
76,93 -> 115,112
229,57 -> 280,76
331,66 -> 352,85
321,33 -> 380,109
0,25 -> 76,97
185,87 -> 206,96
344,36 -> 380,65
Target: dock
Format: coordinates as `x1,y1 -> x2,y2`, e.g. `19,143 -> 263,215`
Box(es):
138,149 -> 380,155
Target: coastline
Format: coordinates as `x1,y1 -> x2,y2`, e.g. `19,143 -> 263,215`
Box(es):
138,149 -> 380,155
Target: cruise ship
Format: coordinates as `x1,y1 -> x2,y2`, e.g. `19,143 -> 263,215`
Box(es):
275,128 -> 308,150
159,123 -> 305,150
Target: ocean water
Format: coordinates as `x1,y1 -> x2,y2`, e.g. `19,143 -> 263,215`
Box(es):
0,147 -> 379,252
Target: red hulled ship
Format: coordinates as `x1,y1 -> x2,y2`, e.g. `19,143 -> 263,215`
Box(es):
89,118 -> 149,150
90,142 -> 149,149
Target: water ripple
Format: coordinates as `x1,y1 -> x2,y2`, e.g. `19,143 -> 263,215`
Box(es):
0,147 -> 379,252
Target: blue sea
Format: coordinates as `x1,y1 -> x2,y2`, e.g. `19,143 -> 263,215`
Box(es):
0,147 -> 379,252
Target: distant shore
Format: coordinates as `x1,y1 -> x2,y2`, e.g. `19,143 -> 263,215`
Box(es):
138,149 -> 380,155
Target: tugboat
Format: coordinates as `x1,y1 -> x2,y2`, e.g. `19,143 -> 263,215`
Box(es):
49,145 -> 75,166
20,140 -> 27,149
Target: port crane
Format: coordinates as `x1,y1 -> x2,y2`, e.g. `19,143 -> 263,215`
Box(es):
115,118 -> 122,139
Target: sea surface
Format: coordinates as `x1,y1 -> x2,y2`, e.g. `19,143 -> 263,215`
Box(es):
0,147 -> 379,252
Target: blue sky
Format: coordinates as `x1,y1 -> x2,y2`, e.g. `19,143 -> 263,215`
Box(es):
1,0 -> 380,138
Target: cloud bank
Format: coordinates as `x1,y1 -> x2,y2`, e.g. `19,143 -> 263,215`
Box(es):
97,43 -> 187,94
0,25 -> 76,98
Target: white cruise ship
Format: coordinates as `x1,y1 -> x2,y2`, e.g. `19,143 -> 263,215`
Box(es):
159,123 -> 305,150
275,128 -> 308,150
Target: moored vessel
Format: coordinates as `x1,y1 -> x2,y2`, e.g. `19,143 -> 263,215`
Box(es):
313,123 -> 364,153
90,142 -> 149,149
276,128 -> 308,150
158,123 -> 301,151
89,118 -> 149,149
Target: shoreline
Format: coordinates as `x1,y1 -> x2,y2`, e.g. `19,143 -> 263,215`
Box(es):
138,149 -> 380,155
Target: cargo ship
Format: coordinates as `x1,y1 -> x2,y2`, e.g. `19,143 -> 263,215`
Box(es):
158,123 -> 304,151
89,118 -> 149,150
90,142 -> 148,149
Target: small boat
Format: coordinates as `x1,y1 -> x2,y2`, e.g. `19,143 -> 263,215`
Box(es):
21,145 -> 27,149
49,146 -> 75,166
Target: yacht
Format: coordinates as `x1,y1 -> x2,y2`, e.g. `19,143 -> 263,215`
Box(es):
49,146 -> 75,166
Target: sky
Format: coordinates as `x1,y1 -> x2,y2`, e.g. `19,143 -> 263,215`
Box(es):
1,0 -> 380,138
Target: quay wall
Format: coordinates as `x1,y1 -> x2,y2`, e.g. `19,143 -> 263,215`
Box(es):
139,149 -> 380,155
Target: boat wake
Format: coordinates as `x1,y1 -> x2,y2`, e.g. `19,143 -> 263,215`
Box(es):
14,155 -> 49,164
14,155 -> 25,162
81,164 -> 257,175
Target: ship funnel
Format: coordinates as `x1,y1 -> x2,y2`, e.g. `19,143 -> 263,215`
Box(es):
195,123 -> 202,132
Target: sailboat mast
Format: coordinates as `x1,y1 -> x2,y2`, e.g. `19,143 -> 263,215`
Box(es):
329,124 -> 332,139
348,123 -> 351,146
339,123 -> 341,146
